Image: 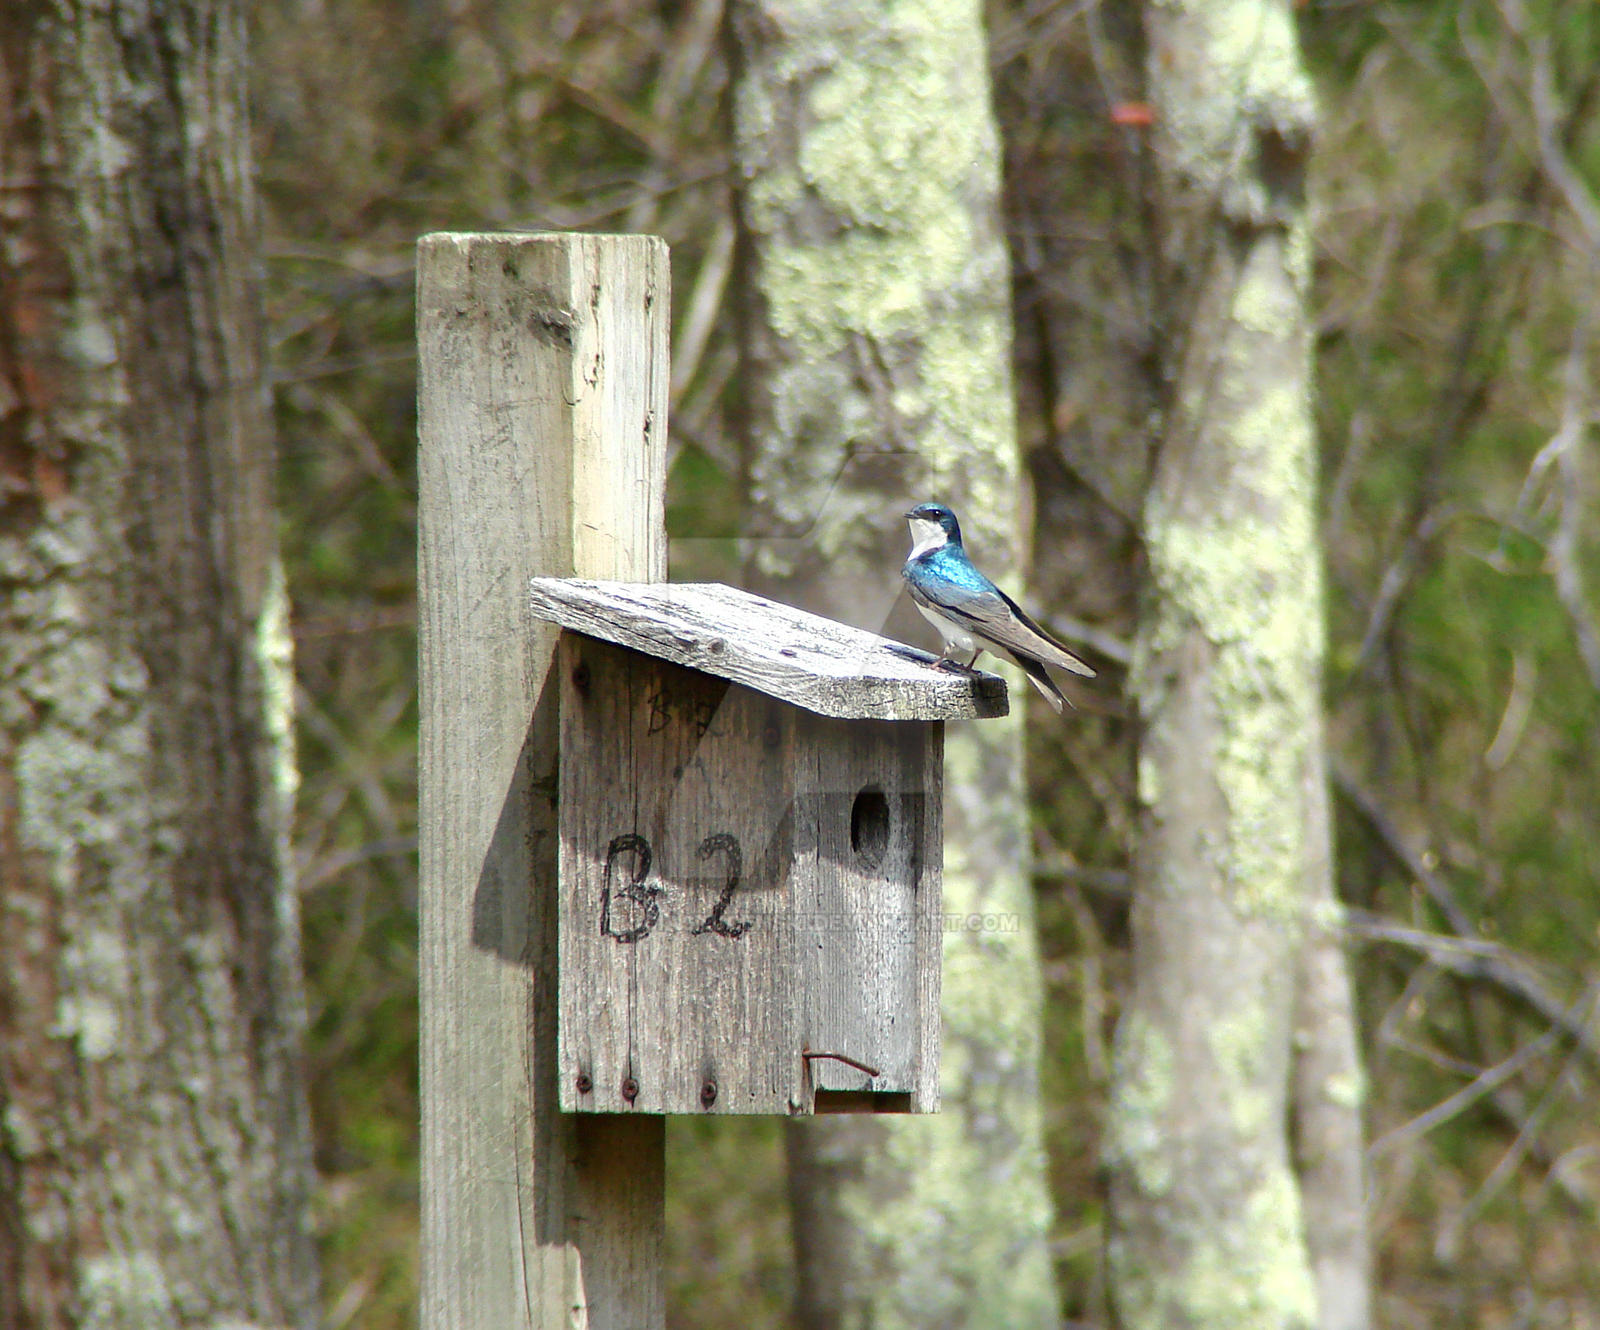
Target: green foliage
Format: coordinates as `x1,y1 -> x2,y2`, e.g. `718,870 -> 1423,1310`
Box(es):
1309,0 -> 1600,1316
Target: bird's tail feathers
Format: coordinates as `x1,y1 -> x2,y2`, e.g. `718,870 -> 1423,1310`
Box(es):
995,590 -> 1096,678
1009,651 -> 1070,713
1039,640 -> 1096,678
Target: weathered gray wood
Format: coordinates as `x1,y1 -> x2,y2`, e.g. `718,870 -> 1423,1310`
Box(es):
572,1118 -> 666,1324
790,707 -> 942,1113
530,577 -> 1009,720
419,231 -> 667,1330
558,635 -> 941,1115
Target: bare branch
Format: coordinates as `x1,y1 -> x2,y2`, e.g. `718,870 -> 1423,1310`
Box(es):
1344,910 -> 1600,1078
1436,1035 -> 1595,1262
1370,997 -> 1574,1155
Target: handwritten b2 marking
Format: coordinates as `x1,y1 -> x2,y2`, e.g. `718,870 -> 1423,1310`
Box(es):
596,831 -> 751,943
599,833 -> 661,943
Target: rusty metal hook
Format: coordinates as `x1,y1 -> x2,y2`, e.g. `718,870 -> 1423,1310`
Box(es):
800,1049 -> 881,1079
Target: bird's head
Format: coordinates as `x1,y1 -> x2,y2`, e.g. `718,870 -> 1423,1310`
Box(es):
905,501 -> 962,556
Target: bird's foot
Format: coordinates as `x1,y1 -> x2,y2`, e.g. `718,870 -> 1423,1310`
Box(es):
933,657 -> 982,676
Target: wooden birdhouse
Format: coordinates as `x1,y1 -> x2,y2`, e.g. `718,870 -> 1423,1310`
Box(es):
527,578 -> 1008,1116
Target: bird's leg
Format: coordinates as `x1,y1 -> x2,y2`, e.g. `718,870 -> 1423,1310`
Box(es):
933,646 -> 983,675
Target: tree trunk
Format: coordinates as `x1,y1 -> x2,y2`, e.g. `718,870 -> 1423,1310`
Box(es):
1291,768 -> 1372,1330
1104,1 -> 1369,1327
0,3 -> 318,1326
727,2 -> 1060,1325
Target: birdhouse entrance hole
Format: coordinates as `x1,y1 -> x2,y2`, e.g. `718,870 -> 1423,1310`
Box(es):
850,786 -> 890,867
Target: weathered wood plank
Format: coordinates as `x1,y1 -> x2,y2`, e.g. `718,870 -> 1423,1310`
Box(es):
559,638 -> 799,1115
789,711 -> 942,1114
558,635 -> 941,1115
529,578 -> 1009,720
419,231 -> 666,1330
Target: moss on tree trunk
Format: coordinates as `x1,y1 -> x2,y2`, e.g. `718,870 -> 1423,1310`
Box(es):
727,1 -> 1060,1324
1105,1 -> 1369,1327
0,2 -> 317,1325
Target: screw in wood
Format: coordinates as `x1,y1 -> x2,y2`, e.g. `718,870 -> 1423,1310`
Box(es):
575,1072 -> 593,1095
620,1076 -> 639,1103
699,1079 -> 718,1108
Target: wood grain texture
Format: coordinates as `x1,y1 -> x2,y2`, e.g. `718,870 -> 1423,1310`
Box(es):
530,578 -> 1009,720
418,231 -> 666,1330
558,636 -> 941,1115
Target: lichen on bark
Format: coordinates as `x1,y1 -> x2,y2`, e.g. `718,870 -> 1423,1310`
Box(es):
0,1 -> 318,1323
1107,0 -> 1368,1327
729,1 -> 1059,1324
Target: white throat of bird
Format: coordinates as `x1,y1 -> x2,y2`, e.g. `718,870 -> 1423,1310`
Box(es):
907,517 -> 949,560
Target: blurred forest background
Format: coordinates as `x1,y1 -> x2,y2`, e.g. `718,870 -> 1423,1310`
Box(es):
247,0 -> 1600,1325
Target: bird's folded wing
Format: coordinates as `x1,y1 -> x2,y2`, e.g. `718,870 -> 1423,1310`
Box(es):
930,584 -> 1096,678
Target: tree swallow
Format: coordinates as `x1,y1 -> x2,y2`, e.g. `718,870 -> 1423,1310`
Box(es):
902,501 -> 1094,713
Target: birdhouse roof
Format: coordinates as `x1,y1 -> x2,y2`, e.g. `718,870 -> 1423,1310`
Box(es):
529,579 -> 1008,721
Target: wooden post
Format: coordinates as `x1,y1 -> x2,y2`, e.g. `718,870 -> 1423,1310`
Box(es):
418,232 -> 668,1328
